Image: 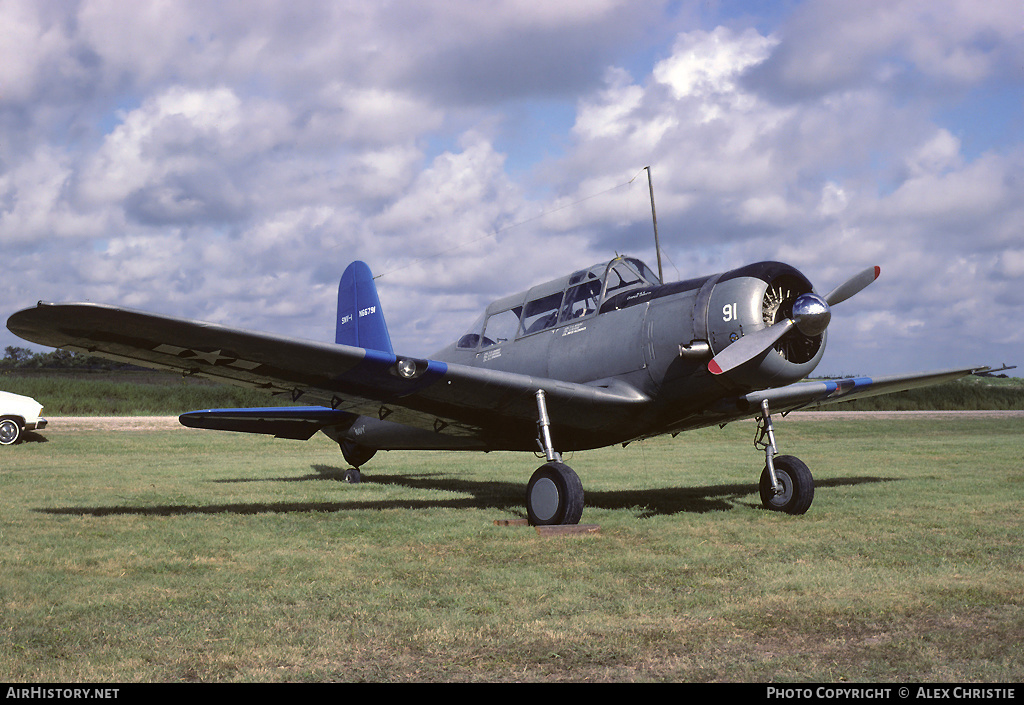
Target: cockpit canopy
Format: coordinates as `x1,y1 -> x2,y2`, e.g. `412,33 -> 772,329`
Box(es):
456,257 -> 661,350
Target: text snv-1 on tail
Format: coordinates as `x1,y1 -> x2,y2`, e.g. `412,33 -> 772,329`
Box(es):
6,256 -> 995,525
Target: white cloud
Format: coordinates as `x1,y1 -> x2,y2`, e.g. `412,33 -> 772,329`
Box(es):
996,250 -> 1024,279
878,152 -> 1017,226
308,84 -> 444,145
752,0 -> 1024,97
572,68 -> 645,140
77,87 -> 274,212
905,129 -> 963,177
653,27 -> 777,101
0,145 -> 107,242
0,2 -> 71,103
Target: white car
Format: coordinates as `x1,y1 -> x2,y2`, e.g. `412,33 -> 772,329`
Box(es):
0,391 -> 47,445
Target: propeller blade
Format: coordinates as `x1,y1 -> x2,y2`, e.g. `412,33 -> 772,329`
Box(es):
708,319 -> 794,375
824,266 -> 880,306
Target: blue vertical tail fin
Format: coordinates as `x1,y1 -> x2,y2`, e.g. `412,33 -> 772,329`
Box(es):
336,261 -> 394,354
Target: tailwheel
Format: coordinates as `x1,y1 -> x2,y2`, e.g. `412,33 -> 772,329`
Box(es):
526,462 -> 584,526
339,440 -> 372,483
759,455 -> 814,515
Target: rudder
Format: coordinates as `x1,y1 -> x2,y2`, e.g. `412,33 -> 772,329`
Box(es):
336,261 -> 394,353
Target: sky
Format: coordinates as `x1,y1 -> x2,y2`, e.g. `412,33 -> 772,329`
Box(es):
1,0 -> 1022,378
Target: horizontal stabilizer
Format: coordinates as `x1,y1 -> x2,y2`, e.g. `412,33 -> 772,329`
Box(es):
179,406 -> 356,440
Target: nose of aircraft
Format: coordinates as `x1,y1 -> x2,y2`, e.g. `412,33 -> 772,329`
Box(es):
791,293 -> 830,337
708,265 -> 880,376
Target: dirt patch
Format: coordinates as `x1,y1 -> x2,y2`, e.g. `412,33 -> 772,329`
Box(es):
43,410 -> 1024,433
44,417 -> 183,432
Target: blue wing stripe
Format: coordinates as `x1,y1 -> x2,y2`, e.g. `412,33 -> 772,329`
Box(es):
327,348 -> 449,402
821,376 -> 873,400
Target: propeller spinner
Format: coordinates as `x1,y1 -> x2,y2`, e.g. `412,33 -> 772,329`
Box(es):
708,266 -> 880,376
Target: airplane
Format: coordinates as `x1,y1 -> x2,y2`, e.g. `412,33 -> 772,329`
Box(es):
6,255 -> 992,525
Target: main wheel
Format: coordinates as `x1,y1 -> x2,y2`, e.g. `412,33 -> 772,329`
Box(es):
526,462 -> 584,526
759,455 -> 814,515
0,419 -> 21,446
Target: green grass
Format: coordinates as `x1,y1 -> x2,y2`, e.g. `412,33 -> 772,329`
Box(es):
0,371 -> 291,415
1,414 -> 1021,682
831,375 -> 1024,411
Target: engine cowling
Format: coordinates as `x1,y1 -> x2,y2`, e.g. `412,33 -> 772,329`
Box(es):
703,262 -> 826,388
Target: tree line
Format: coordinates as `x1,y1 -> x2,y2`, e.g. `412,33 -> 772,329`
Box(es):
2,346 -> 137,371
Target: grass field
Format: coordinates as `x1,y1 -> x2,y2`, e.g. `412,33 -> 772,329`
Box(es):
1,414 -> 1021,682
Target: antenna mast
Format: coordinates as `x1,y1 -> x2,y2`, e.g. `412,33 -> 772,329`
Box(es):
645,166 -> 663,282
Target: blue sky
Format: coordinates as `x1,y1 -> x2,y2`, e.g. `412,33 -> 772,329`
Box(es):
1,0 -> 1022,377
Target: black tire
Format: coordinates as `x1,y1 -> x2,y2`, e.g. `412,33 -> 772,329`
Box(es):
0,418 -> 21,446
526,462 -> 584,526
342,468 -> 361,484
759,455 -> 814,515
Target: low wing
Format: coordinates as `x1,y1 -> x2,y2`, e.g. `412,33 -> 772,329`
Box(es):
6,302 -> 649,442
731,366 -> 991,415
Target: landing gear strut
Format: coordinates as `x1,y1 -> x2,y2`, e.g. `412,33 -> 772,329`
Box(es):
526,390 -> 583,525
755,399 -> 814,514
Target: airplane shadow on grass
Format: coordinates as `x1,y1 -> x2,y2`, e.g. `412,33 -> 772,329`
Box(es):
36,465 -> 896,520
